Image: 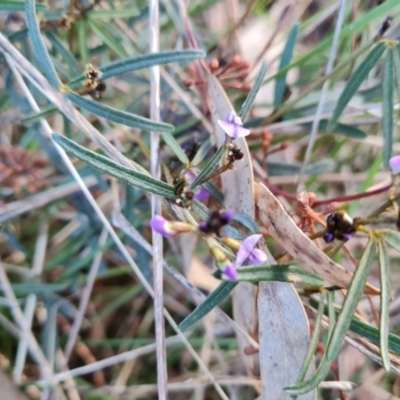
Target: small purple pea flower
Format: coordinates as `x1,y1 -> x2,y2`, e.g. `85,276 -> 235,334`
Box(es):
389,156 -> 400,175
217,111 -> 251,139
222,263 -> 238,280
234,234 -> 268,267
150,215 -> 192,238
219,234 -> 268,281
150,215 -> 176,238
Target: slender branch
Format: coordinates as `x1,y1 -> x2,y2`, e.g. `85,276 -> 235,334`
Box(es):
149,0 -> 168,397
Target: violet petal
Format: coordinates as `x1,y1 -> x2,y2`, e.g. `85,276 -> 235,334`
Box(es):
222,264 -> 238,280
389,156 -> 400,175
150,215 -> 175,238
235,234 -> 262,267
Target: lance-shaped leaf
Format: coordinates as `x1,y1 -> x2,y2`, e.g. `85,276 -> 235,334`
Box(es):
240,60 -> 267,121
20,105 -> 58,125
378,239 -> 391,371
202,181 -> 224,204
310,297 -> 400,357
274,23 -> 298,108
233,213 -> 259,234
67,92 -> 174,133
191,139 -> 211,166
161,132 -> 189,165
284,354 -> 331,396
393,47 -> 400,111
329,43 -> 386,129
287,240 -> 376,395
1,0 -> 47,11
87,19 -> 128,58
290,292 -> 326,399
87,8 -> 140,20
26,0 -> 60,87
178,281 -> 237,331
383,48 -> 394,166
301,119 -> 367,139
326,239 -> 376,362
68,50 -> 205,87
52,133 -> 175,198
236,264 -> 323,287
188,145 -> 225,189
380,229 -> 400,252
44,31 -> 81,76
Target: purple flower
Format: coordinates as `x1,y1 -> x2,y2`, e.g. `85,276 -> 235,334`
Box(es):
222,264 -> 238,280
234,234 -> 267,267
217,111 -> 251,139
185,170 -> 210,201
150,215 -> 176,238
389,156 -> 400,175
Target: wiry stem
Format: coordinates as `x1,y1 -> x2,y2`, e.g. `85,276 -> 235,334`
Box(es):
149,0 -> 168,398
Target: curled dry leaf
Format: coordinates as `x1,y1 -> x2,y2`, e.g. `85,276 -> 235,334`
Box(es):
254,182 -> 379,294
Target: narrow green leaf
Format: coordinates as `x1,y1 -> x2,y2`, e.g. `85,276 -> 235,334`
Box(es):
267,159 -> 334,177
44,31 -> 81,76
192,199 -> 210,221
329,43 -> 385,129
161,132 -> 189,164
302,119 -> 367,139
189,145 -> 225,189
383,48 -> 394,166
291,292 -> 327,399
285,354 -> 331,395
236,265 -> 324,287
87,8 -> 140,20
274,23 -> 298,108
223,225 -> 246,240
52,133 -> 175,198
178,281 -> 237,331
326,239 -> 376,362
76,20 -> 89,66
87,19 -> 128,58
380,229 -> 400,252
12,282 -> 68,295
0,0 -> 47,11
68,50 -> 206,88
67,92 -> 174,133
19,105 -> 58,125
192,139 -> 212,166
327,291 -> 336,339
26,0 -> 60,87
309,297 -> 400,356
393,46 -> 400,106
377,239 -> 391,371
233,214 -> 259,234
202,181 -> 224,204
240,60 -> 267,121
